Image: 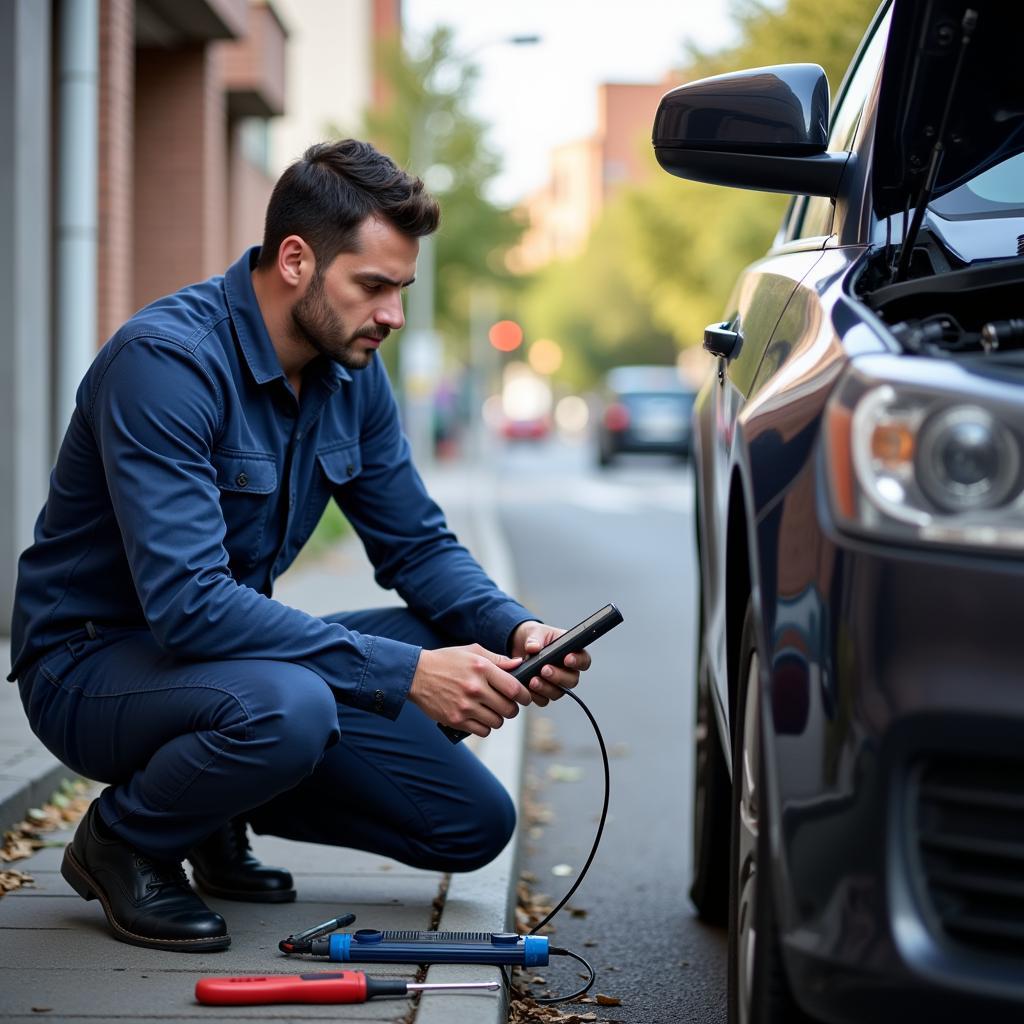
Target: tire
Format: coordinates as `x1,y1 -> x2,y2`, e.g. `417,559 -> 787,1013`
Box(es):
689,651 -> 731,925
727,600 -> 813,1024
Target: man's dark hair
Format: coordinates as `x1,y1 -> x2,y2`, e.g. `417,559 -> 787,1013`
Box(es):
257,139 -> 440,271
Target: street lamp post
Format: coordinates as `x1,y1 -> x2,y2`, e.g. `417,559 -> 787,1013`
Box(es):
399,32 -> 540,470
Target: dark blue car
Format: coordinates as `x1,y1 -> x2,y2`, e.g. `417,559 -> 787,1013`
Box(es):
594,364 -> 696,467
654,1 -> 1024,1021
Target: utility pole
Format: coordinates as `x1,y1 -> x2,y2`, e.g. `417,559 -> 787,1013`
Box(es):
399,33 -> 540,470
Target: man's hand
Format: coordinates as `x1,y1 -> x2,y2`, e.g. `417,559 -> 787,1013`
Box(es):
510,621 -> 593,707
409,645 -> 532,738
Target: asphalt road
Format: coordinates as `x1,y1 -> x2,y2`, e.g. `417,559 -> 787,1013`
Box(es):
494,435 -> 727,1024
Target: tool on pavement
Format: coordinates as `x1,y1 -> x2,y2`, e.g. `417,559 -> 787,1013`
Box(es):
195,970 -> 499,1005
279,913 -> 356,952
280,918 -> 549,966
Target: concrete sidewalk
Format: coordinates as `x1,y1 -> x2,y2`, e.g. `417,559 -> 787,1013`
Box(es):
0,459 -> 525,1024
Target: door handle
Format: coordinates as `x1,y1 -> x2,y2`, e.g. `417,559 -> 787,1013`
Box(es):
703,322 -> 740,359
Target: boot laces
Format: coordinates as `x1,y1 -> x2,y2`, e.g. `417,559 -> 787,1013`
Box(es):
227,816 -> 251,858
134,854 -> 189,893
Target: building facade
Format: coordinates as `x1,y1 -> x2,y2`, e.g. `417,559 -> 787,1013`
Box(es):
0,0 -> 397,632
509,77 -> 679,274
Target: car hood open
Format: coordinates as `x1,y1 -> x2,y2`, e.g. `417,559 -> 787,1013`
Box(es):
873,0 -> 1024,217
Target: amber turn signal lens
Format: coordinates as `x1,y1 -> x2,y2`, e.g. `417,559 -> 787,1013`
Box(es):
870,422 -> 915,467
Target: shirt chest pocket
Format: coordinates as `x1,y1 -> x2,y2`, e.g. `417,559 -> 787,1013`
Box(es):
300,442 -> 363,538
211,450 -> 278,569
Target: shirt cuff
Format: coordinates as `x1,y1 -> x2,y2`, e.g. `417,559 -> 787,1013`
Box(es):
354,635 -> 421,720
479,599 -> 540,656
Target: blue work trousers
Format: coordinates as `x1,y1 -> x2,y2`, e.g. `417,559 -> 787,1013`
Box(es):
16,608 -> 515,870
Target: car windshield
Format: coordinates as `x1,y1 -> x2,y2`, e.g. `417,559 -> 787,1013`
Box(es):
930,151 -> 1024,220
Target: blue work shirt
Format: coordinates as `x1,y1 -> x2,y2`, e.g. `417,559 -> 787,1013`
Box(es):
8,248 -> 536,717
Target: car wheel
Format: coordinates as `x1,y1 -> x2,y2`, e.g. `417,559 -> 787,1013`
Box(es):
690,650 -> 730,925
727,599 -> 812,1024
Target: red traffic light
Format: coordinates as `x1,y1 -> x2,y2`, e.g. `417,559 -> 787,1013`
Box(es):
488,320 -> 523,352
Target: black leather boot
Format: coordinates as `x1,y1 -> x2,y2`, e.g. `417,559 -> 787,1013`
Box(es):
60,802 -> 230,952
188,817 -> 296,903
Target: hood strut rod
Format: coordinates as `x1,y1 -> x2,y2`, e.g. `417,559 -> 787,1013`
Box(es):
894,7 -> 977,283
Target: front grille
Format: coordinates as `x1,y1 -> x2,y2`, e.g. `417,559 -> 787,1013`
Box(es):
916,756 -> 1024,957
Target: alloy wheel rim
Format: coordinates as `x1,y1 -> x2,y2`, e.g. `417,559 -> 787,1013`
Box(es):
735,651 -> 760,1024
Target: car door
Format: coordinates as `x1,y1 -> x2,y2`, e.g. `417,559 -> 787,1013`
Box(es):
700,7 -> 892,739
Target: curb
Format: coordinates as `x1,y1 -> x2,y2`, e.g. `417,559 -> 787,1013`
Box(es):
0,636 -> 78,833
0,756 -> 73,833
415,468 -> 524,1024
415,715 -> 524,1024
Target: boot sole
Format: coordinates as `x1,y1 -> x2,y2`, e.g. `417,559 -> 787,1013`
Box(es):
192,874 -> 297,904
60,846 -> 231,952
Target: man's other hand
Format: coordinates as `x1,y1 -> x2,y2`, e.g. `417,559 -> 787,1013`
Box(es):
409,645 -> 531,738
510,621 -> 592,707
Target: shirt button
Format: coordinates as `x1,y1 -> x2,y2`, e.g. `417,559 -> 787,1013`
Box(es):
236,472 -> 248,488
373,689 -> 385,711
346,464 -> 355,477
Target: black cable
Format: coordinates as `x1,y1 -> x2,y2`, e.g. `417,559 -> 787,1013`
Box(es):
504,681 -> 610,1006
529,683 -> 610,934
542,947 -> 596,1003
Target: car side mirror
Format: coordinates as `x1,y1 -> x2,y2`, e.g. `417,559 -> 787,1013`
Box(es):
653,63 -> 847,197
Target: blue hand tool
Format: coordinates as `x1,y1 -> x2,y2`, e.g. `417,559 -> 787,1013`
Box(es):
279,917 -> 549,967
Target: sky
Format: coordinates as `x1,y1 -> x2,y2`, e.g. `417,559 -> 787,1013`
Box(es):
402,0 -> 737,206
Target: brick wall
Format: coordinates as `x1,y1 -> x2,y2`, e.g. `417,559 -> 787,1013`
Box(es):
133,44 -> 228,309
598,82 -> 673,198
97,0 -> 134,343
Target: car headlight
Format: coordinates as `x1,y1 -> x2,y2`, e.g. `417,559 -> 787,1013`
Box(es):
824,367 -> 1024,550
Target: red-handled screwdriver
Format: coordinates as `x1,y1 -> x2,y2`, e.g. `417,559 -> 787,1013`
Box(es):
195,970 -> 500,1005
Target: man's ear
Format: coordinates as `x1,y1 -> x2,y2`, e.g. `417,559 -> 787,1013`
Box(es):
277,235 -> 315,289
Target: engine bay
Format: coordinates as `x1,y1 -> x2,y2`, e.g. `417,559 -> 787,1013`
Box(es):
858,238 -> 1024,359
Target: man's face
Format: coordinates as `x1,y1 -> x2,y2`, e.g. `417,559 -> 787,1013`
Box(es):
291,216 -> 419,371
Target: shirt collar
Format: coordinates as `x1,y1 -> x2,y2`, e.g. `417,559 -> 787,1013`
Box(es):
223,247 -> 351,389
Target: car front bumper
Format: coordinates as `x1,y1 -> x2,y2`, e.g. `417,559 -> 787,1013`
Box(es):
766,523 -> 1024,1021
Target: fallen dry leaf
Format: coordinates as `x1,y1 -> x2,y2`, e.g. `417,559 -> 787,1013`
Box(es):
0,837 -> 41,862
508,994 -> 598,1024
0,780 -> 91,898
0,869 -> 35,893
529,718 -> 563,755
547,764 -> 584,783
596,994 -> 622,1006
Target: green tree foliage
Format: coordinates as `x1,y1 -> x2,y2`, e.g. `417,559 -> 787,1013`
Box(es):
520,198 -> 679,388
617,175 -> 788,350
687,0 -> 881,97
360,28 -> 522,366
521,0 -> 880,373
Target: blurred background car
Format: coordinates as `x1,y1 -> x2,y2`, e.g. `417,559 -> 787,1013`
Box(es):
594,364 -> 696,467
498,411 -> 552,441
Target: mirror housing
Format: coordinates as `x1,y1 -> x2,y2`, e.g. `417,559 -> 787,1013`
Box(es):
653,63 -> 848,197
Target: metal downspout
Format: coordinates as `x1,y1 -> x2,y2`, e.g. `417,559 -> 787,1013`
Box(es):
55,0 -> 99,441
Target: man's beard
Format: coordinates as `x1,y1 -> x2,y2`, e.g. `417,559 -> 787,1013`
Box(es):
291,271 -> 388,371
